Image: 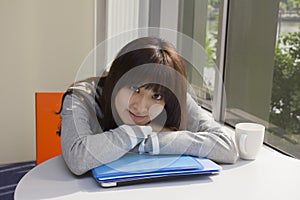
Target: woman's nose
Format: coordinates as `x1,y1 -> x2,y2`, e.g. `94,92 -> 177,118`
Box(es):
130,94 -> 149,114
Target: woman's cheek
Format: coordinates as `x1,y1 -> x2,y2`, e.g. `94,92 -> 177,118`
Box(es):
115,88 -> 132,109
149,104 -> 165,120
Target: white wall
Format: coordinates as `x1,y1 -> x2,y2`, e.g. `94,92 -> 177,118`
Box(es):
0,0 -> 95,164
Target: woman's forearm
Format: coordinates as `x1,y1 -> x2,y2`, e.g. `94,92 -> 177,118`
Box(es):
143,130 -> 238,164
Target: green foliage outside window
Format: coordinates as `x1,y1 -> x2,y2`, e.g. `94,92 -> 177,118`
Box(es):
269,31 -> 300,144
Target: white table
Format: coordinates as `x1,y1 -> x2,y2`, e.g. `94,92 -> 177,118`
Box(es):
15,144 -> 300,200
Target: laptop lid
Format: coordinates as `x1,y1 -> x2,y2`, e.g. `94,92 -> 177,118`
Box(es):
92,153 -> 222,187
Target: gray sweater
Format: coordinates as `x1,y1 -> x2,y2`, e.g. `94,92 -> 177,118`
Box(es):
60,78 -> 237,175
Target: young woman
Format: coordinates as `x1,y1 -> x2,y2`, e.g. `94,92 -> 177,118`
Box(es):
59,37 -> 237,175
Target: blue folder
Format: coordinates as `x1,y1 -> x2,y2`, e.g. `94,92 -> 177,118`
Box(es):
92,153 -> 222,187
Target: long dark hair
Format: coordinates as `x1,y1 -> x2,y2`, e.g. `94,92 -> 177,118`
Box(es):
99,37 -> 187,131
57,37 -> 188,135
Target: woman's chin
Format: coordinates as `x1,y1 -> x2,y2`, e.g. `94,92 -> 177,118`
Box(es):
123,119 -> 149,126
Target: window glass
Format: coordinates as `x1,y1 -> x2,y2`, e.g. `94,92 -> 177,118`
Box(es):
267,0 -> 300,158
180,0 -> 300,158
224,0 -> 300,158
179,0 -> 221,110
201,0 -> 220,110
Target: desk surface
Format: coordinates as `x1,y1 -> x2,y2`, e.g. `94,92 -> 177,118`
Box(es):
15,146 -> 300,200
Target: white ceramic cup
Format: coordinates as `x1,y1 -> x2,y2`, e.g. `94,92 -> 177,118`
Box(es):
235,123 -> 265,160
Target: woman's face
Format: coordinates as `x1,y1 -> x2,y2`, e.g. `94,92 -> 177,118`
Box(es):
115,86 -> 165,126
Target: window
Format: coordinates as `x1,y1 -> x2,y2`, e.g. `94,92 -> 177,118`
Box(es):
222,0 -> 300,158
179,0 -> 300,158
178,0 -> 221,111
268,0 -> 300,158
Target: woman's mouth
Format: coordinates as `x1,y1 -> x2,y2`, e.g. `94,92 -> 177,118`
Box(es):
128,110 -> 147,123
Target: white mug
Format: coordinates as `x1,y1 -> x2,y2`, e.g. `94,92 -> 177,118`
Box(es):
235,123 -> 265,160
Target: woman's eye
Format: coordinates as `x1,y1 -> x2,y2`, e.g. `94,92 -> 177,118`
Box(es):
152,94 -> 163,100
130,86 -> 140,93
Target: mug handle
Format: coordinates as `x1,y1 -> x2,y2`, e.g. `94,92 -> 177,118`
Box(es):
239,134 -> 247,155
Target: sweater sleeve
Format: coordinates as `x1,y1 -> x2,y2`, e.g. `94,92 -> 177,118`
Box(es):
142,94 -> 238,164
60,94 -> 152,175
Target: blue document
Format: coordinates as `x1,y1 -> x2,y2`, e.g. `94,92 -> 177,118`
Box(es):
92,153 -> 222,187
